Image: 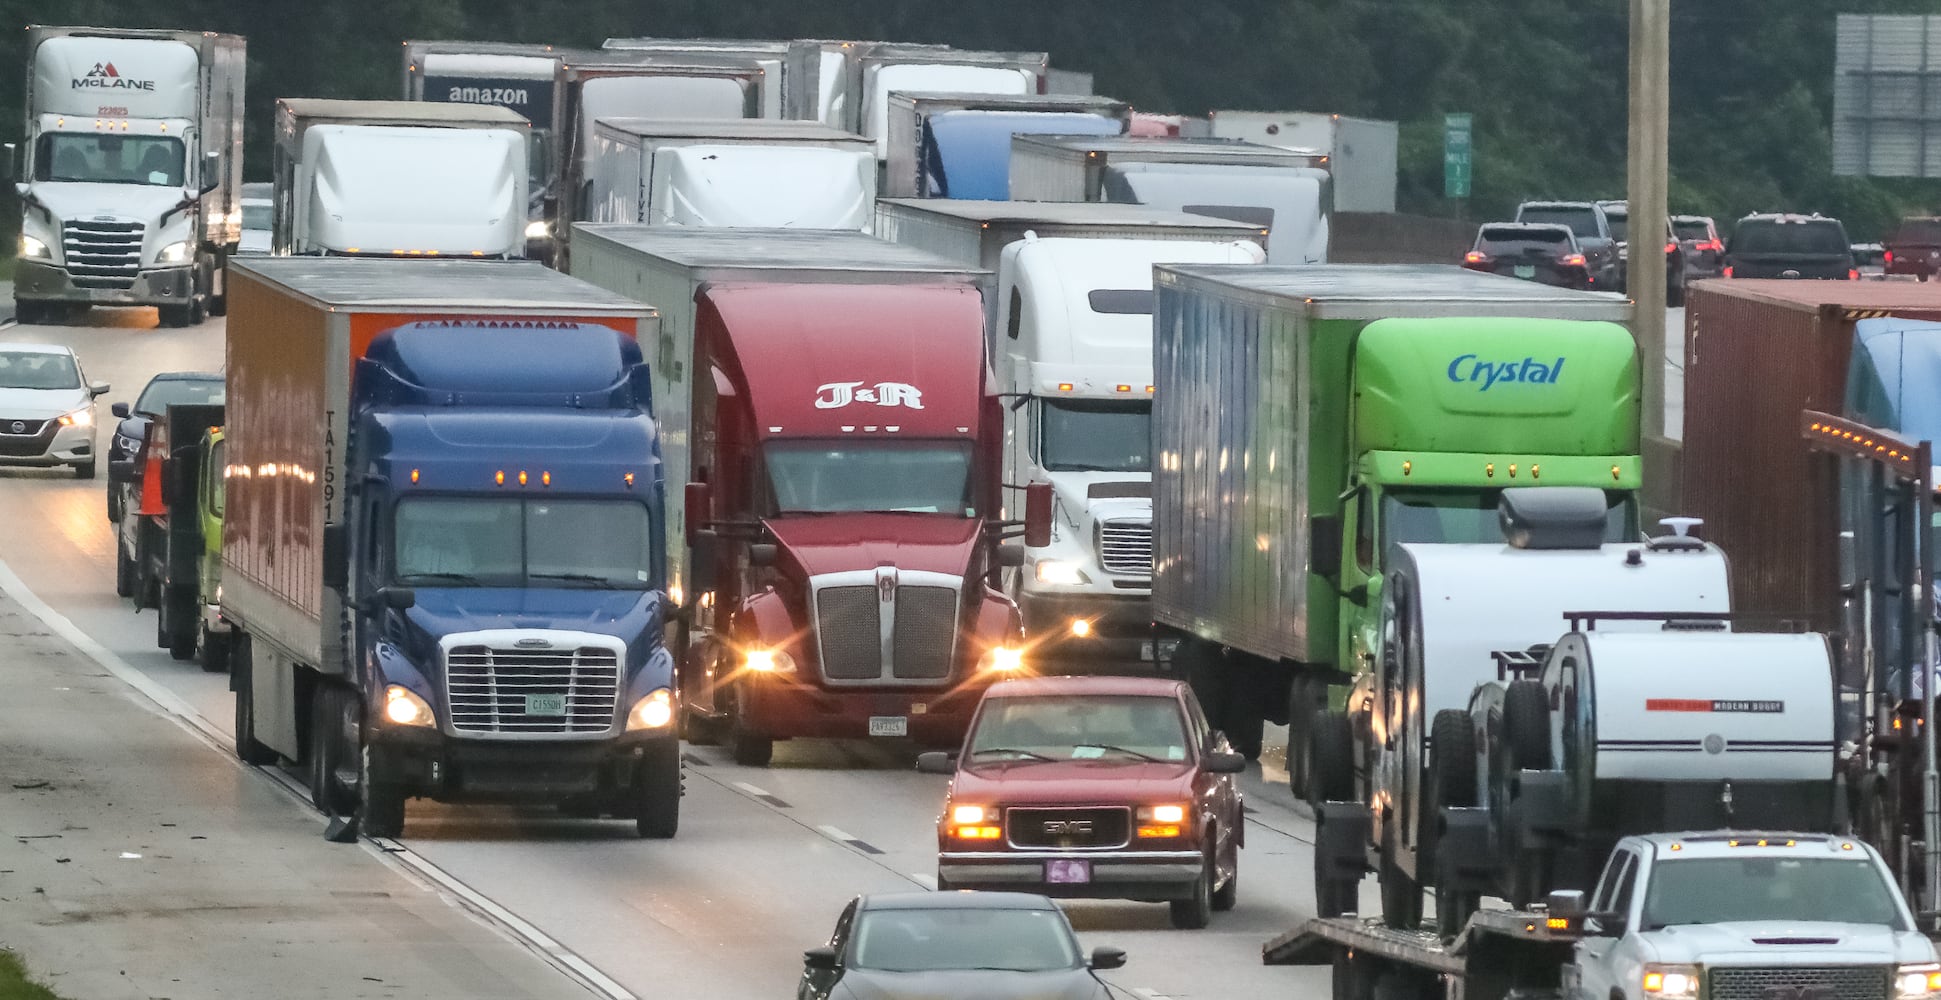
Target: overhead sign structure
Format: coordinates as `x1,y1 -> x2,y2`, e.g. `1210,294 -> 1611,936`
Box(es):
1444,112 -> 1472,199
1833,14 -> 1941,178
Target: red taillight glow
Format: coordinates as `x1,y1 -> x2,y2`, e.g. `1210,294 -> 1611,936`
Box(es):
1885,249 -> 1896,264
1701,239 -> 1723,252
1464,251 -> 1488,263
1562,253 -> 1587,267
1664,241 -> 1677,255
1850,269 -> 1861,280
1722,265 -> 1734,278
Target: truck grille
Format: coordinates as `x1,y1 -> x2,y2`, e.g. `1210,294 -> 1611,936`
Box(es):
1707,966 -> 1891,1000
63,220 -> 145,289
1005,806 -> 1132,850
1098,519 -> 1153,576
445,644 -> 620,736
813,578 -> 960,683
816,586 -> 882,681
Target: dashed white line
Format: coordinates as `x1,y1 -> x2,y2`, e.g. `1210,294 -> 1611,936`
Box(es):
908,872 -> 938,890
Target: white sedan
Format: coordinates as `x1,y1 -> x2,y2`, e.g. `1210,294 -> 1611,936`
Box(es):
0,344 -> 109,478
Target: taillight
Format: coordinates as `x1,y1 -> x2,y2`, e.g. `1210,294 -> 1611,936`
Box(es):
1722,265 -> 1734,278
1702,239 -> 1723,252
1562,253 -> 1587,267
1850,269 -> 1861,280
1463,251 -> 1488,263
1664,242 -> 1678,255
1885,249 -> 1896,264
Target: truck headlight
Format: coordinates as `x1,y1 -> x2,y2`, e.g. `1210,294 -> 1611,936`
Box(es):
743,648 -> 796,674
1136,803 -> 1187,837
156,241 -> 192,265
948,804 -> 1000,839
383,685 -> 436,728
19,235 -> 49,259
1035,560 -> 1089,585
524,220 -> 551,240
1642,965 -> 1700,1000
1898,964 -> 1941,1000
56,406 -> 92,428
626,687 -> 675,731
977,645 -> 1026,673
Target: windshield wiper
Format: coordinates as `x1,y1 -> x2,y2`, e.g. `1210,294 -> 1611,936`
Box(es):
1075,743 -> 1165,763
400,572 -> 482,585
969,747 -> 1057,762
530,572 -> 625,588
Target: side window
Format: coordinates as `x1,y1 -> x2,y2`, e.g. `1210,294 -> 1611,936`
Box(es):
207,440 -> 226,517
1354,488 -> 1375,573
1181,690 -> 1213,750
1007,288 -> 1023,341
830,899 -> 858,952
1590,849 -> 1632,912
1611,853 -> 1641,916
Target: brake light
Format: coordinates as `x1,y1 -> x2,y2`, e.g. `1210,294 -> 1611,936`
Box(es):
1700,239 -> 1723,252
1664,242 -> 1677,255
1464,251 -> 1488,263
1850,269 -> 1861,280
1722,265 -> 1734,278
1885,249 -> 1896,264
1562,253 -> 1587,267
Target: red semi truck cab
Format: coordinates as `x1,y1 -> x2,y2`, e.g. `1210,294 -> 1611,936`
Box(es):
682,281 -> 1029,765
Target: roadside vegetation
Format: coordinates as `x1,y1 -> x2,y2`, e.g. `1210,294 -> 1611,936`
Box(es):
0,951 -> 63,1000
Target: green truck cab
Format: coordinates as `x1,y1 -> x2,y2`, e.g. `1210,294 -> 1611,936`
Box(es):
1148,265 -> 1640,791
194,426 -> 229,672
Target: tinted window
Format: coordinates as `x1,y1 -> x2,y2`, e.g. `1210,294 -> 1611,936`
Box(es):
849,907 -> 1080,973
1478,227 -> 1572,254
0,351 -> 80,390
241,202 -> 272,231
136,377 -> 223,415
1519,207 -> 1599,238
1040,399 -> 1150,474
1640,857 -> 1905,930
1673,220 -> 1714,241
1382,489 -> 1634,546
1892,220 -> 1941,244
1088,289 -> 1154,315
767,441 -> 973,516
1731,220 -> 1850,255
1605,214 -> 1629,243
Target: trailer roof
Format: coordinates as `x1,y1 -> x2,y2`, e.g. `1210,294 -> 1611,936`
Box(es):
404,40 -> 562,58
892,92 -> 1129,114
1688,277 -> 1941,314
1011,133 -> 1323,163
277,99 -> 529,127
877,198 -> 1263,232
1156,264 -> 1635,321
572,225 -> 988,277
230,259 -> 652,314
594,118 -> 867,143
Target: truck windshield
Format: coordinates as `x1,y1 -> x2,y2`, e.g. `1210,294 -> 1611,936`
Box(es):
1640,857 -> 1906,930
36,134 -> 185,186
767,442 -> 974,515
1382,489 -> 1635,546
1040,399 -> 1151,474
968,695 -> 1189,763
849,907 -> 1080,973
393,497 -> 655,589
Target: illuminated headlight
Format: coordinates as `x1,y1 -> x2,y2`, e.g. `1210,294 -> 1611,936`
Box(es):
951,804 -> 991,825
19,235 -> 49,259
977,645 -> 1026,673
744,648 -> 796,673
949,803 -> 1000,839
626,687 -> 675,731
56,407 -> 92,428
1035,560 -> 1089,586
382,685 -> 436,727
1139,804 -> 1186,824
524,220 -> 551,240
156,241 -> 192,265
1641,965 -> 1700,1000
1897,964 -> 1941,999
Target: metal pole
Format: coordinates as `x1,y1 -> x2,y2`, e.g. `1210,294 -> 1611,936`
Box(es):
1631,0 -> 1674,517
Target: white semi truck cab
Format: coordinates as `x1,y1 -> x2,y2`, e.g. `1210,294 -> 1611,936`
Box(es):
11,27 -> 244,327
998,234 -> 1263,665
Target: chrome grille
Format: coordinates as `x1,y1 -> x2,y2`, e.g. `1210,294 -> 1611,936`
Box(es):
63,220 -> 145,289
445,643 -> 619,736
816,586 -> 882,680
892,586 -> 956,680
1707,966 -> 1891,1000
1005,806 -> 1132,850
1098,519 -> 1153,576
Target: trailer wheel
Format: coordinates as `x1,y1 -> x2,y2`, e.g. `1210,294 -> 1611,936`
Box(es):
632,738 -> 681,839
1308,711 -> 1355,806
230,635 -> 278,766
1504,679 -> 1552,770
1429,710 -> 1480,938
195,623 -> 228,674
1287,673 -> 1315,799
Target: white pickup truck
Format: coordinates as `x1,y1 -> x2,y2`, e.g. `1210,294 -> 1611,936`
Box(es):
1267,831 -> 1941,1000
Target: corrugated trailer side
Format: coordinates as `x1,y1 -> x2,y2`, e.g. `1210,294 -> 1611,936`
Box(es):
872,202 -> 987,265
1007,135 -> 1091,202
1680,279 -> 1941,627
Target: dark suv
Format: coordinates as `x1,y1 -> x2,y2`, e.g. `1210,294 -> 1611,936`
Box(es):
1884,216 -> 1941,280
1723,213 -> 1857,280
1513,201 -> 1621,288
1462,223 -> 1591,289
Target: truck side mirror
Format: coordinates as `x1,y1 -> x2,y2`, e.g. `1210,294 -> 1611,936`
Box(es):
1545,889 -> 1586,919
1310,514 -> 1342,582
684,481 -> 710,545
383,587 -> 416,611
1024,482 -> 1053,548
749,543 -> 778,568
915,751 -> 957,775
322,523 -> 347,591
200,150 -> 222,194
688,529 -> 719,596
996,543 -> 1025,568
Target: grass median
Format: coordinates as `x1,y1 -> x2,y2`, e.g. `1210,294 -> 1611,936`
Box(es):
0,951 -> 62,1000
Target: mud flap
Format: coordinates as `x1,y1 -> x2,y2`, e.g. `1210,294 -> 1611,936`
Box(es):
1315,801 -> 1372,884
1436,805 -> 1494,894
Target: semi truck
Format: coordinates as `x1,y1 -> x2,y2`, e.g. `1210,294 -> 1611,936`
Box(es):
1207,110 -> 1398,214
219,257 -> 676,839
11,26 -> 245,327
1147,265 -> 1638,772
994,235 -> 1264,668
1008,134 -> 1331,263
270,99 -> 531,259
882,92 -> 1128,200
584,119 -> 874,230
568,224 -> 1039,766
600,38 -> 792,122
783,41 -> 1048,158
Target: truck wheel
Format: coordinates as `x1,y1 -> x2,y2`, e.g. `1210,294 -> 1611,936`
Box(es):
73,460 -> 96,480
1177,638 -> 1227,725
165,585 -> 197,660
1287,674 -> 1314,799
309,686 -> 359,817
1429,710 -> 1480,939
115,543 -> 136,598
230,635 -> 279,766
1503,680 -> 1552,770
1168,848 -> 1214,929
633,738 -> 682,839
1378,855 -> 1422,930
196,624 -> 228,674
157,304 -> 188,329
727,683 -> 773,767
1308,710 -> 1355,805
187,296 -> 207,326
358,741 -> 407,839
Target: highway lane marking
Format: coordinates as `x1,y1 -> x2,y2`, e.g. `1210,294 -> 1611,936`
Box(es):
732,781 -> 792,808
0,556 -> 639,1000
680,752 -> 710,767
816,824 -> 885,855
907,872 -> 938,890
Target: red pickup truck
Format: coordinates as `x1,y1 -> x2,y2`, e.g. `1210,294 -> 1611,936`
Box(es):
917,675 -> 1247,929
1885,216 -> 1941,280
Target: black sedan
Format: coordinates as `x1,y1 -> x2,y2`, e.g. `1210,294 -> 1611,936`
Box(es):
106,371 -> 222,521
1462,223 -> 1591,289
798,892 -> 1125,1000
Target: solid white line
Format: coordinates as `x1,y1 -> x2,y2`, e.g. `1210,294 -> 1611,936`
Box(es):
0,556 -> 635,1000
817,824 -> 858,844
1133,989 -> 1176,1000
733,781 -> 773,799
908,873 -> 938,890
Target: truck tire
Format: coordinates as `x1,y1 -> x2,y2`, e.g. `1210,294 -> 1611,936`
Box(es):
1314,875 -> 1358,920
163,584 -> 197,660
309,685 -> 358,817
1211,837 -> 1239,912
230,635 -> 279,766
1168,848 -> 1214,929
1176,637 -> 1227,727
1378,855 -> 1421,930
1503,679 -> 1552,771
726,682 -> 774,767
1429,710 -> 1480,939
633,738 -> 681,839
1308,710 -> 1355,805
1287,673 -> 1314,799
358,741 -> 407,839
158,304 -> 192,329
196,623 -> 228,674
114,543 -> 136,598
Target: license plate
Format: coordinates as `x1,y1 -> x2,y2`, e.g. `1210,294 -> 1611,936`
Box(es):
1514,265 -> 1536,278
868,715 -> 908,737
1046,859 -> 1092,884
525,693 -> 566,717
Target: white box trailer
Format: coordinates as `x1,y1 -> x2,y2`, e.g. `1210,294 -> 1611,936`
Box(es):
883,91 -> 1130,199
1009,134 -> 1332,263
784,41 -> 1048,156
586,118 -> 875,230
875,198 -> 1268,272
601,38 -> 791,124
401,41 -> 562,236
566,224 -> 987,594
1209,110 -> 1399,213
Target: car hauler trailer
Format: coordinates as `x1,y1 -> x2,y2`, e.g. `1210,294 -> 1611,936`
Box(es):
569,224 -> 1039,765
584,118 -> 874,230
220,257 -> 676,838
1148,265 -> 1639,773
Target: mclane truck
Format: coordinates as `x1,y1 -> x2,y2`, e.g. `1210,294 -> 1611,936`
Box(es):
1148,265 -> 1639,771
882,92 -> 1129,200
271,100 -> 531,259
569,224 -> 1040,766
11,26 -> 245,327
401,40 -> 561,257
220,257 -> 677,839
584,119 -> 875,230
